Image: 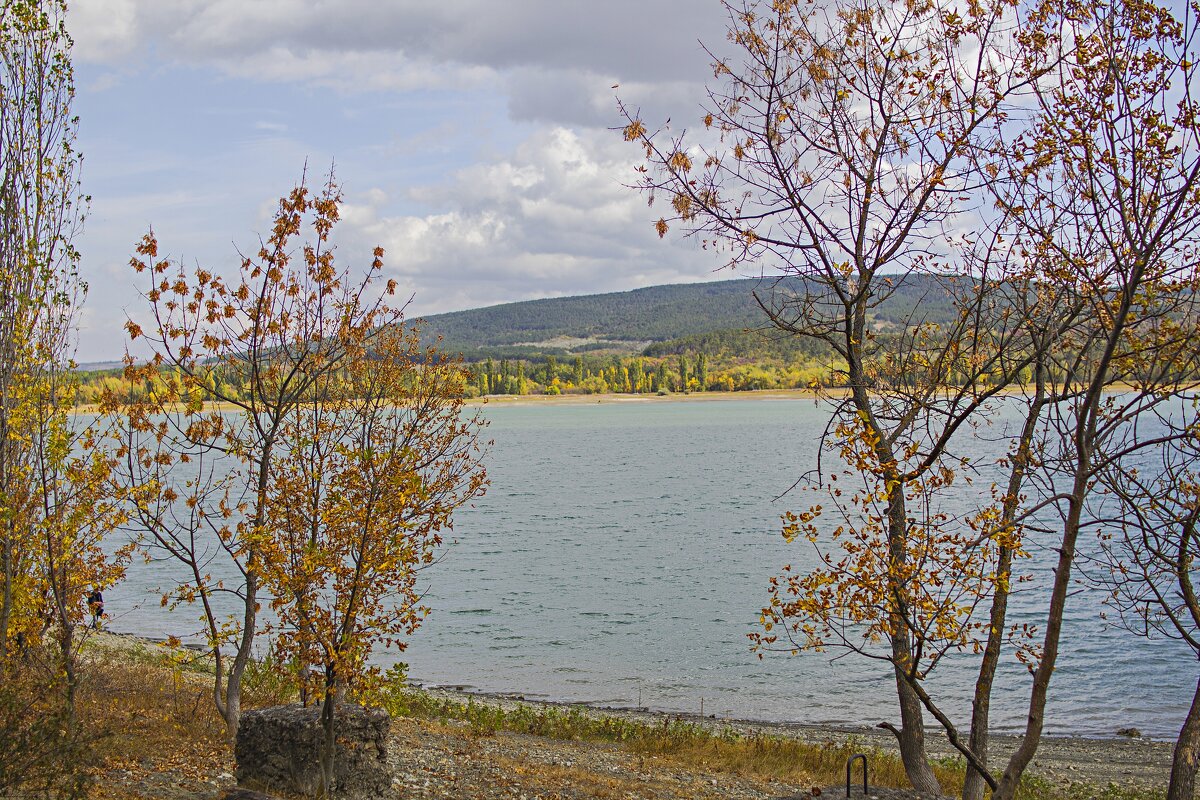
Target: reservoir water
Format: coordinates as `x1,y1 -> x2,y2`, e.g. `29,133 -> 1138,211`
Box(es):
105,397 -> 1195,739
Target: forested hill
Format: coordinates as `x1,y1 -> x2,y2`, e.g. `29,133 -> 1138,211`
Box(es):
415,279 -> 765,356
72,274 -> 965,401
416,274 -> 960,360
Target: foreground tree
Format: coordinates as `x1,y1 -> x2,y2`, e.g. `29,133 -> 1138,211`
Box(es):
622,0 -> 1053,792
114,174 -> 417,744
1089,413 -> 1200,800
0,0 -> 84,662
1,1 -> 127,795
980,0 -> 1200,795
262,324 -> 487,796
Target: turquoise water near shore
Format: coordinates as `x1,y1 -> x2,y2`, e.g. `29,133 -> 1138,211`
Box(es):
106,397 -> 1195,739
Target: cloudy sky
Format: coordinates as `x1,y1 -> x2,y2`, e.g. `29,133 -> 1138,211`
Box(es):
65,1 -> 739,363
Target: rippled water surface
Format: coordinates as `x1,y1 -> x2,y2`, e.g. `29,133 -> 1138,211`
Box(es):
107,398 -> 1194,738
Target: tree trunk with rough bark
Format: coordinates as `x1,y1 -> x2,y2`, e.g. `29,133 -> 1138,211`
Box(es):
889,672 -> 944,796
319,677 -> 338,799
1168,674 -> 1200,800
885,490 -> 943,796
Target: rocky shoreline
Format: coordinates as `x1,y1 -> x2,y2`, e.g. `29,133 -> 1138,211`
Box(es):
407,683 -> 1174,792
89,630 -> 1172,797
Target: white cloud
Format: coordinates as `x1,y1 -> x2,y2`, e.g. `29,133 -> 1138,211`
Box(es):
65,2 -> 738,360
68,0 -> 729,128
339,126 -> 723,317
69,0 -> 139,62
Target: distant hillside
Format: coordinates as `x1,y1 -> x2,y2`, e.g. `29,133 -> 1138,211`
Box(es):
71,274 -> 972,399
416,274 -> 962,360
415,279 -> 766,357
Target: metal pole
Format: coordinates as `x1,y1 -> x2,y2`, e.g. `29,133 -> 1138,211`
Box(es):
845,753 -> 868,798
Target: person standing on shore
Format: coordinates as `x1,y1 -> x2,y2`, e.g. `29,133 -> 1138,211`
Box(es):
87,588 -> 104,630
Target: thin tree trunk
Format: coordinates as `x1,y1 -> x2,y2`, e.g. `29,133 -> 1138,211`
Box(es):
965,384 -> 1044,800
319,673 -> 338,799
58,620 -> 76,720
962,545 -> 1009,800
993,491 -> 1083,800
0,525 -> 12,659
222,447 -> 272,744
1167,673 -> 1200,800
222,569 -> 256,744
885,493 -> 943,796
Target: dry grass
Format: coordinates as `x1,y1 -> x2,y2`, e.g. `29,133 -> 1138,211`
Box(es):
632,731 -> 935,789
66,636 -> 321,799
386,688 -> 963,793
21,639 -> 1162,800
491,754 -> 662,799
72,644 -> 230,799
386,688 -> 1163,800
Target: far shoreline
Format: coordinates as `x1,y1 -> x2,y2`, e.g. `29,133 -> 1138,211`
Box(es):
73,383 -> 1154,416
68,387 -> 831,416
466,387 -> 831,407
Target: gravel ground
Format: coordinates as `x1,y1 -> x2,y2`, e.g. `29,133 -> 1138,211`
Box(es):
102,705 -> 1175,800
87,633 -> 1176,798
388,716 -> 790,800
412,685 -> 1175,792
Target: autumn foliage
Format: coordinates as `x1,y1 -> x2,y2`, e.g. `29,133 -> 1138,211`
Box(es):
109,173 -> 488,791
1,1 -> 131,796
623,0 -> 1200,797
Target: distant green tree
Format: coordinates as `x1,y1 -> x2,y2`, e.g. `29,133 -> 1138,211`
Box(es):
677,355 -> 688,392
697,353 -> 708,391
573,356 -> 583,387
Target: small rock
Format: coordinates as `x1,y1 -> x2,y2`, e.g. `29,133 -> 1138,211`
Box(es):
1117,727 -> 1142,738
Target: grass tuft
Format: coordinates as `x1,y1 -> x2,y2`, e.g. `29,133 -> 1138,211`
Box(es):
73,645 -> 229,799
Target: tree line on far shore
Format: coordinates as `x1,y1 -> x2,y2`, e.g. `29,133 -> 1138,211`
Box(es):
73,317 -> 1100,403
